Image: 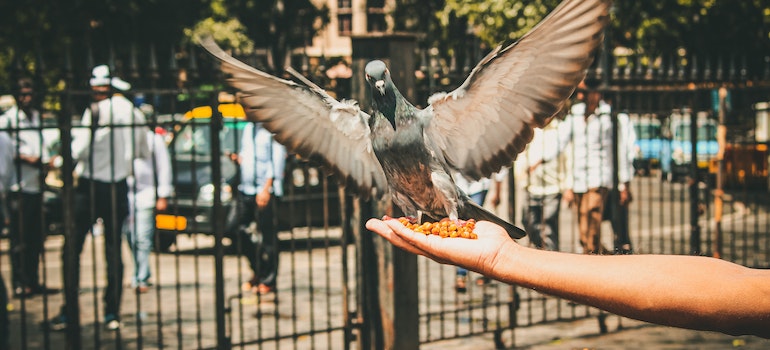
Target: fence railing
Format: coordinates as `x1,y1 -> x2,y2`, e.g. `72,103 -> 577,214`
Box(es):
1,41 -> 770,349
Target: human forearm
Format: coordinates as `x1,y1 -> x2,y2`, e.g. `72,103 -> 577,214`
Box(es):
494,247 -> 770,337
367,218 -> 770,338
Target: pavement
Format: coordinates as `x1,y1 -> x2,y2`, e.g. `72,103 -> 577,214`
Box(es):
424,316 -> 770,349
3,173 -> 769,349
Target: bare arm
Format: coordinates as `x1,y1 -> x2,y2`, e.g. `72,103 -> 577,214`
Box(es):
366,218 -> 770,338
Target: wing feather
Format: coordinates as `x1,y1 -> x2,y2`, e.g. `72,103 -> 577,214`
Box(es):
426,0 -> 610,179
200,37 -> 387,197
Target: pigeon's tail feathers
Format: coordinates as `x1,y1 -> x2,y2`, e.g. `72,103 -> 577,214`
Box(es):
460,201 -> 526,239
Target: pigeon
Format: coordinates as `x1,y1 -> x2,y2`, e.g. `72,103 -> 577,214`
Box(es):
200,0 -> 610,239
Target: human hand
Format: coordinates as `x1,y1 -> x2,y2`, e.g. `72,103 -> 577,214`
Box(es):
620,189 -> 632,206
528,160 -> 543,173
227,152 -> 240,164
563,189 -> 575,208
365,217 -> 517,277
156,197 -> 168,211
256,190 -> 271,209
488,191 -> 500,208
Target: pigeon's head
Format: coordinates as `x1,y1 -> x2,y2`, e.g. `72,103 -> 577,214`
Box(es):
364,60 -> 390,96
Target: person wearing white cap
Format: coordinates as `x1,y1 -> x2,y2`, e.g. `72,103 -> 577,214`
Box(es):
47,65 -> 150,332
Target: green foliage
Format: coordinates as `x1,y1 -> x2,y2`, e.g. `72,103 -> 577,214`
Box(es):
185,17 -> 255,54
0,0 -> 328,92
439,0 -> 562,45
429,0 -> 770,57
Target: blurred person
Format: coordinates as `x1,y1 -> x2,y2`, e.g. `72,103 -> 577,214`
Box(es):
0,131 -> 9,350
516,119 -> 572,251
227,121 -> 287,295
0,77 -> 57,297
47,65 -> 149,331
532,78 -> 634,254
124,127 -> 172,293
367,218 -> 770,339
0,130 -> 12,236
606,109 -> 636,254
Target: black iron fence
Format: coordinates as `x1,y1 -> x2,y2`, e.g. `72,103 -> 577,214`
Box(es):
1,41 -> 769,350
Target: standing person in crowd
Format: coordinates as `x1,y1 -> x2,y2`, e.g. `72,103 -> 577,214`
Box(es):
0,131 -> 12,350
452,173 -> 502,292
0,117 -> 13,238
47,65 -> 149,331
228,120 -> 287,295
517,118 -> 572,251
124,126 -> 172,293
606,109 -> 636,254
532,78 -> 634,254
0,78 -> 57,297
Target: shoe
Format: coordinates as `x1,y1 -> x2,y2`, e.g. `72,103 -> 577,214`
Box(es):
475,276 -> 492,286
13,286 -> 33,298
104,314 -> 120,331
256,284 -> 274,295
44,313 -> 68,332
241,277 -> 259,292
105,319 -> 121,331
135,285 -> 150,294
30,285 -> 60,295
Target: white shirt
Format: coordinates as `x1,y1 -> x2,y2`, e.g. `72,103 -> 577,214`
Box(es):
541,101 -> 634,193
71,94 -> 150,182
0,131 -> 14,192
128,131 -> 173,209
0,106 -> 50,193
515,120 -> 572,196
238,122 -> 287,197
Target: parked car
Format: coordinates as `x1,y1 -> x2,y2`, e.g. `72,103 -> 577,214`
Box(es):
668,109 -> 719,181
154,103 -> 342,251
631,114 -> 666,176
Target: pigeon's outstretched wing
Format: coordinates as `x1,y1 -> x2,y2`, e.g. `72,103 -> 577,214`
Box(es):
200,38 -> 387,198
426,0 -> 611,179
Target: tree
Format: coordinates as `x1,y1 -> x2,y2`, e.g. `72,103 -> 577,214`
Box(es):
0,0 -> 207,90
438,0 -> 562,46
187,0 -> 329,74
434,0 -> 770,59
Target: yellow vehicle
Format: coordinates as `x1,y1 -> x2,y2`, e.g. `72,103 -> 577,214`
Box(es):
155,103 -> 342,251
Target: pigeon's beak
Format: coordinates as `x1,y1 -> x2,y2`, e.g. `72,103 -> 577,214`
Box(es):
375,80 -> 386,95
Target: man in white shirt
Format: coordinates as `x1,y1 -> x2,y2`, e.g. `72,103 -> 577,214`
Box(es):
124,128 -> 172,292
0,131 -> 13,238
534,78 -> 634,254
48,65 -> 149,331
517,119 -> 572,251
0,78 -> 57,297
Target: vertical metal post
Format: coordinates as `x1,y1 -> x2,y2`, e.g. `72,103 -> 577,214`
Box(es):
688,94 -> 701,255
60,80 -> 81,350
210,98 -> 230,349
713,87 -> 728,258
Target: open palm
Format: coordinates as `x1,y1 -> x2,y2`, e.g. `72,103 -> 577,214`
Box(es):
365,218 -> 517,277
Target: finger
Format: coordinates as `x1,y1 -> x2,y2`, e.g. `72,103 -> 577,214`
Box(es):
366,218 -> 427,256
381,219 -> 447,260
